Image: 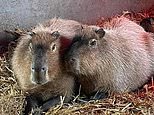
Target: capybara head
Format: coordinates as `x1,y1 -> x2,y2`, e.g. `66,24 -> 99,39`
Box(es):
66,27 -> 106,76
12,31 -> 64,90
29,31 -> 61,85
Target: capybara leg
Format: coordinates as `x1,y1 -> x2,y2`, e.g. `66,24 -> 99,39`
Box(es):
23,95 -> 40,115
41,96 -> 60,112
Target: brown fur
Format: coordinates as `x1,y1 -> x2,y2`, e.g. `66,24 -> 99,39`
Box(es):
11,18 -> 84,102
66,17 -> 154,95
33,18 -> 82,39
12,31 -> 75,100
11,31 -> 75,115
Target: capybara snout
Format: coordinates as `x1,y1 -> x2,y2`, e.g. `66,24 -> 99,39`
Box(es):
30,43 -> 48,85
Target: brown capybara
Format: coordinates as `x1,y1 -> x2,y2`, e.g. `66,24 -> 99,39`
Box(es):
65,17 -> 154,97
11,18 -> 84,114
11,31 -> 75,114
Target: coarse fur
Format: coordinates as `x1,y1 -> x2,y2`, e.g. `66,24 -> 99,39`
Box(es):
33,18 -> 82,39
11,31 -> 75,114
66,17 -> 154,96
33,18 -> 100,54
11,18 -> 85,114
11,18 -> 89,114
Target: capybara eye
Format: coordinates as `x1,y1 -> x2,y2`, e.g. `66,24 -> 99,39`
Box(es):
89,39 -> 97,47
29,43 -> 33,51
51,31 -> 60,40
27,31 -> 36,36
51,43 -> 56,52
95,28 -> 105,38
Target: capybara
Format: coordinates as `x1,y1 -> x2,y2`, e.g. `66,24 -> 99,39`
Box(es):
11,18 -> 84,114
65,17 -> 154,97
11,31 -> 75,114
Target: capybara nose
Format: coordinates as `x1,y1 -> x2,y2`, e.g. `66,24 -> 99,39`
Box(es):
69,57 -> 77,64
31,66 -> 47,84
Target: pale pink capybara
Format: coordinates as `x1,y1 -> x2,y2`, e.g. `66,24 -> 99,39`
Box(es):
66,17 -> 154,97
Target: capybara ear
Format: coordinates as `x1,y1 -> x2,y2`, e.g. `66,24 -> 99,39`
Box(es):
51,31 -> 60,40
95,28 -> 105,38
21,31 -> 35,40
